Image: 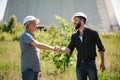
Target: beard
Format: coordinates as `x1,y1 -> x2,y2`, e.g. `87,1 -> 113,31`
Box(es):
75,22 -> 81,30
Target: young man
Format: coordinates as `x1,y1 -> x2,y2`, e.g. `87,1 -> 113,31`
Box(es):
59,12 -> 106,80
20,16 -> 57,80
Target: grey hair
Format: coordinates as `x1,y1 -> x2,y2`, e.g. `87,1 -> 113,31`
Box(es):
24,21 -> 31,28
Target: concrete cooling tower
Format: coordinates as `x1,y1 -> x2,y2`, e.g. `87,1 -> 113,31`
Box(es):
3,0 -> 119,32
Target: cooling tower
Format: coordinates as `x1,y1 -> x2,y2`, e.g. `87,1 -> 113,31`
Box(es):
3,0 -> 119,32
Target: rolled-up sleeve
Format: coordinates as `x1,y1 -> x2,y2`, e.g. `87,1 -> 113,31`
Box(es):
67,34 -> 76,53
94,32 -> 105,52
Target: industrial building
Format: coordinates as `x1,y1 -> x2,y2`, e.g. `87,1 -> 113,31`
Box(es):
3,0 -> 119,32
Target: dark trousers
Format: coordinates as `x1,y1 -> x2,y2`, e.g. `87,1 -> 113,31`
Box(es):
22,68 -> 38,80
76,60 -> 98,80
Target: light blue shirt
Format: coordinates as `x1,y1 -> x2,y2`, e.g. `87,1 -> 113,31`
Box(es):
20,30 -> 40,72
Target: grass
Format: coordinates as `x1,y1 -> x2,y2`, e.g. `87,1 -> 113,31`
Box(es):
0,41 -> 21,80
0,33 -> 120,80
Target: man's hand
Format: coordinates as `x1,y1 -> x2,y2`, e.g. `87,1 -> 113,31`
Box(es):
38,72 -> 42,77
54,46 -> 61,52
100,62 -> 106,72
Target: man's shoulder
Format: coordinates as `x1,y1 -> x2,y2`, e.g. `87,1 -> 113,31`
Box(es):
21,31 -> 32,37
71,32 -> 78,37
20,31 -> 33,40
85,28 -> 98,34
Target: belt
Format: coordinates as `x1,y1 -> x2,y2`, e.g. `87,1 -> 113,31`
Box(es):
78,57 -> 95,63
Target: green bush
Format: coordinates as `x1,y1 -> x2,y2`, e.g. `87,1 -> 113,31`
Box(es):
0,21 -> 7,32
0,15 -> 24,41
35,15 -> 76,73
0,32 -> 13,41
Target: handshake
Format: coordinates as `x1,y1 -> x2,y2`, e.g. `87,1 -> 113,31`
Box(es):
53,46 -> 70,53
54,46 -> 62,52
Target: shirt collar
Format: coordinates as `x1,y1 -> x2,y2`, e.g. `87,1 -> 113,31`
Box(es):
25,30 -> 34,36
77,27 -> 87,35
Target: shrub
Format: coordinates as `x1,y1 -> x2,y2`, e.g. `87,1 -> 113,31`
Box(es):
0,15 -> 24,41
0,21 -> 7,32
0,32 -> 13,41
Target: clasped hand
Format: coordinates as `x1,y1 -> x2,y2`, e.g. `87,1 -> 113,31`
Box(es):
54,46 -> 62,52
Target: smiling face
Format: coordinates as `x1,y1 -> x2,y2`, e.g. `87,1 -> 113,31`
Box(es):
73,16 -> 85,30
73,17 -> 81,30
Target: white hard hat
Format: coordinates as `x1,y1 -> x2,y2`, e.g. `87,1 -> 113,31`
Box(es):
73,12 -> 88,21
23,15 -> 39,25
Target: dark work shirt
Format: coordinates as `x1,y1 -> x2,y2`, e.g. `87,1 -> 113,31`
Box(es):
67,28 -> 105,60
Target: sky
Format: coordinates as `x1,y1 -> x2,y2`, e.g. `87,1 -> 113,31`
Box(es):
0,0 -> 7,20
111,0 -> 120,25
0,0 -> 120,25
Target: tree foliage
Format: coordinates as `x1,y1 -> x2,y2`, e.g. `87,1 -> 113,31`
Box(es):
35,15 -> 76,72
0,15 -> 24,41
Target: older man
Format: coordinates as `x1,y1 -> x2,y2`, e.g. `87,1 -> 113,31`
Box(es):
20,16 -> 56,80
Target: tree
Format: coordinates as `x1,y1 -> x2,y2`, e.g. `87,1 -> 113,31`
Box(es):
0,21 -> 7,32
6,15 -> 18,34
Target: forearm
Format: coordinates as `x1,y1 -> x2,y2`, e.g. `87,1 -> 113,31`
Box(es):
31,41 -> 55,51
100,51 -> 105,63
61,47 -> 70,53
99,51 -> 106,72
38,43 -> 55,51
